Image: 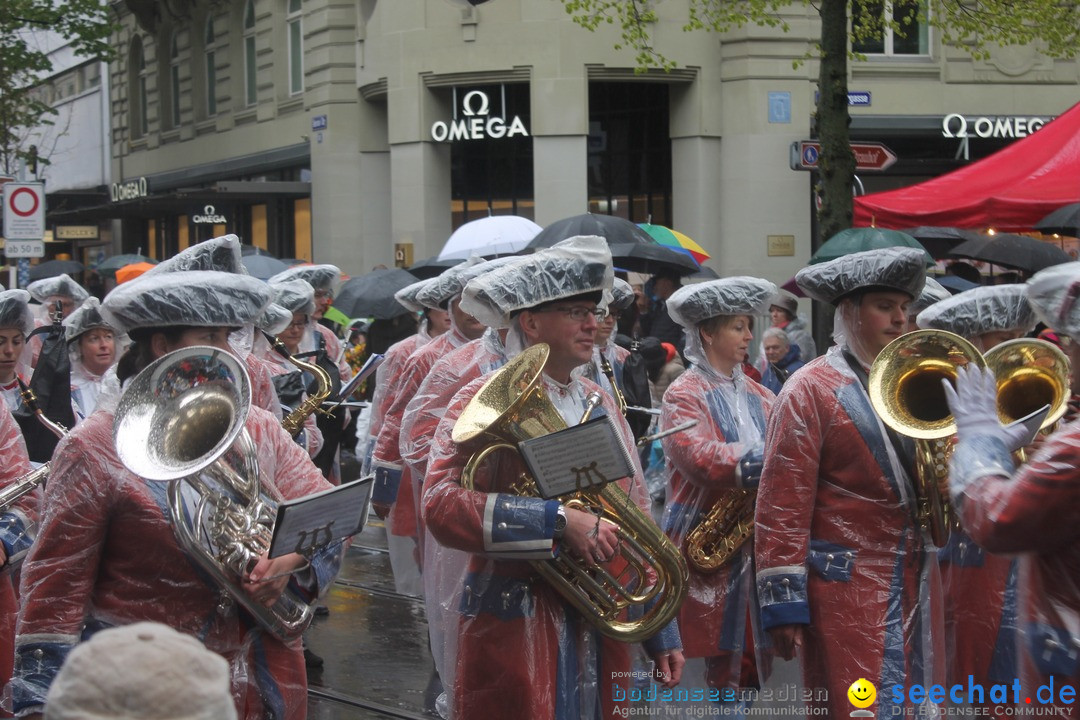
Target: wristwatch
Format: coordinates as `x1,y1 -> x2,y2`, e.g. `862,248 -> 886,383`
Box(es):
553,504 -> 567,540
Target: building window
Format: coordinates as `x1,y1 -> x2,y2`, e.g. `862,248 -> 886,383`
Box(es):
205,17 -> 217,115
852,0 -> 930,56
169,32 -> 181,127
129,37 -> 148,138
587,82 -> 672,226
244,0 -> 257,106
449,84 -> 534,228
287,0 -> 303,95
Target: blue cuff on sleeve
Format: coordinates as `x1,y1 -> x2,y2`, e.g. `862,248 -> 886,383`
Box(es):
757,567 -> 810,630
0,509 -> 35,568
482,494 -> 559,559
737,447 -> 765,489
12,638 -> 73,714
949,433 -> 1014,506
371,462 -> 402,505
642,616 -> 682,656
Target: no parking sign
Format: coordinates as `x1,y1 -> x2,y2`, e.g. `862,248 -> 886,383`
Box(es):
3,182 -> 45,239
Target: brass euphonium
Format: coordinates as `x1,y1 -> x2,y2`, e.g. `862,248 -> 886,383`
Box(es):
113,346 -> 315,641
984,338 -> 1070,461
261,331 -> 334,438
869,329 -> 986,548
452,343 -> 688,644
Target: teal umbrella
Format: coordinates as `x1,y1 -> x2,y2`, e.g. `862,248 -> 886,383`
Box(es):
811,228 -> 934,266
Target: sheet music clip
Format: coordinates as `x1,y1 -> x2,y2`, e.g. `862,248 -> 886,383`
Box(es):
268,476 -> 374,559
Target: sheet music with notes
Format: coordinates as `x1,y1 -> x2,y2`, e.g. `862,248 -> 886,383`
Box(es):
518,416 -> 635,499
268,477 -> 373,558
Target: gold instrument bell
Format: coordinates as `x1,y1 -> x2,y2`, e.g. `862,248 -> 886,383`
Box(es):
984,338 -> 1070,461
452,343 -> 688,644
869,329 -> 985,548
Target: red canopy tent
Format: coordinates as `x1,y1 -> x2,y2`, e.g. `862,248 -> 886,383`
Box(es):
854,101 -> 1080,232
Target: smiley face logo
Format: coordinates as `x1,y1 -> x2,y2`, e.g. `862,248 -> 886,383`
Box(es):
847,678 -> 876,709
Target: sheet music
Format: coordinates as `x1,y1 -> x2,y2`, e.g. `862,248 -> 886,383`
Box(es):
269,477 -> 373,558
518,416 -> 635,499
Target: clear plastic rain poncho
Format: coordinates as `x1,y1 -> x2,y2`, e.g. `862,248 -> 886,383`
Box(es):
0,289 -> 35,409
658,277 -> 776,692
914,283 -> 1029,699
917,284 -> 1036,350
63,297 -> 122,422
941,261 -> 1080,710
421,365 -> 679,719
26,273 -> 89,320
8,289 -> 341,720
0,403 -> 36,695
754,248 -> 942,717
266,264 -> 342,296
580,278 -> 635,403
908,276 -> 952,319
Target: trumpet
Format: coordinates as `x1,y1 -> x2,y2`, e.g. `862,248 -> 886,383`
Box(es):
452,344 -> 687,643
113,346 -> 315,641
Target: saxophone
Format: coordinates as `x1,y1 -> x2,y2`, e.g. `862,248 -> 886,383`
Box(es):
0,464 -> 50,514
262,331 -> 333,438
684,487 -> 756,574
598,351 -> 628,416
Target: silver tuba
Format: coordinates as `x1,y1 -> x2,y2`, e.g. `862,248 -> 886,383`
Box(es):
113,346 -> 315,641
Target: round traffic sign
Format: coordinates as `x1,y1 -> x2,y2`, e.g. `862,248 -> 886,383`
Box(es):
8,186 -> 40,217
802,145 -> 819,166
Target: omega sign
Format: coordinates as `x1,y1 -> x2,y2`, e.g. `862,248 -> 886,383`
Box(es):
941,113 -> 1052,139
431,89 -> 529,142
193,205 -> 227,224
110,177 -> 148,202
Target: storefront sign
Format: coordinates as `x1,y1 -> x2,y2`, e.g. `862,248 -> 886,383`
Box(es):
193,204 -> 227,224
55,225 -> 99,240
431,89 -> 529,142
110,177 -> 148,202
941,113 -> 1051,139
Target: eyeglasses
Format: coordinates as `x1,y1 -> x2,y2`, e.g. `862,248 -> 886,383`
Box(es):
538,305 -> 605,323
287,319 -> 308,330
314,290 -> 333,300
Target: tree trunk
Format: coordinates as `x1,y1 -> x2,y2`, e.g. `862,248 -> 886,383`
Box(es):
816,0 -> 855,245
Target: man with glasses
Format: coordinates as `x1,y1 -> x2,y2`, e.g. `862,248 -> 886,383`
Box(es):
421,235 -> 683,720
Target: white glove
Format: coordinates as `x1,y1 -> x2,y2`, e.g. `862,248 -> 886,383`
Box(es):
942,365 -> 1030,450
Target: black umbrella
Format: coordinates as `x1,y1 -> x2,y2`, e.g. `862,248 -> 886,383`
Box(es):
901,227 -> 985,259
407,256 -> 465,280
526,213 -> 656,250
1035,203 -> 1080,237
28,259 -> 84,282
949,233 -> 1071,275
332,268 -> 418,320
241,254 -> 290,280
608,242 -> 700,275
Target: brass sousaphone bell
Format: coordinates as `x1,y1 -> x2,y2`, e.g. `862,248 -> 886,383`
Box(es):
113,346 -> 315,641
452,343 -> 688,643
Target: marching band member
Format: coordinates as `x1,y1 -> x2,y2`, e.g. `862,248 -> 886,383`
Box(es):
904,276 -> 951,332
943,261 -> 1080,713
0,291 -> 34,411
917,284 -> 1038,697
755,247 -> 944,717
8,270 -> 341,720
422,236 -> 683,719
582,277 -> 635,400
0,401 -> 35,702
25,275 -> 87,324
62,298 -> 119,423
371,257 -> 488,596
658,277 -> 777,696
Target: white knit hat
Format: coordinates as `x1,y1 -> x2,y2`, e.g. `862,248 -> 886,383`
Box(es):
44,622 -> 237,720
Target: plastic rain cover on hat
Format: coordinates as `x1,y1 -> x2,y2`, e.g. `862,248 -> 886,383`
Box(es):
916,284 -> 1036,339
271,278 -> 316,316
394,278 -> 439,314
667,277 -> 778,329
460,235 -> 613,329
43,621 -> 237,720
101,270 -> 273,334
268,264 -> 342,295
415,256 -> 484,310
0,289 -> 34,335
26,274 -> 89,305
796,246 -> 927,306
255,303 -> 293,336
909,277 -> 952,317
610,277 -> 636,312
63,297 -> 115,343
146,234 -> 246,276
1027,261 -> 1080,338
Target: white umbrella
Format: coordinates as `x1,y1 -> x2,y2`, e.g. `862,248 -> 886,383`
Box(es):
437,215 -> 542,260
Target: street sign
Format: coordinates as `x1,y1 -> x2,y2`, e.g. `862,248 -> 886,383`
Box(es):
2,239 -> 45,258
2,182 -> 45,239
790,140 -> 897,172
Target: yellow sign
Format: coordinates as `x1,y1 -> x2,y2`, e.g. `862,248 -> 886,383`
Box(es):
55,225 -> 99,240
394,243 -> 414,268
767,235 -> 796,257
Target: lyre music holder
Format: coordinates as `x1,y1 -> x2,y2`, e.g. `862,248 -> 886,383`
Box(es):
268,476 -> 374,558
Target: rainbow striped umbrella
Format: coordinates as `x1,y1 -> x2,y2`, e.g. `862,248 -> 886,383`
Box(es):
637,224 -> 711,265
